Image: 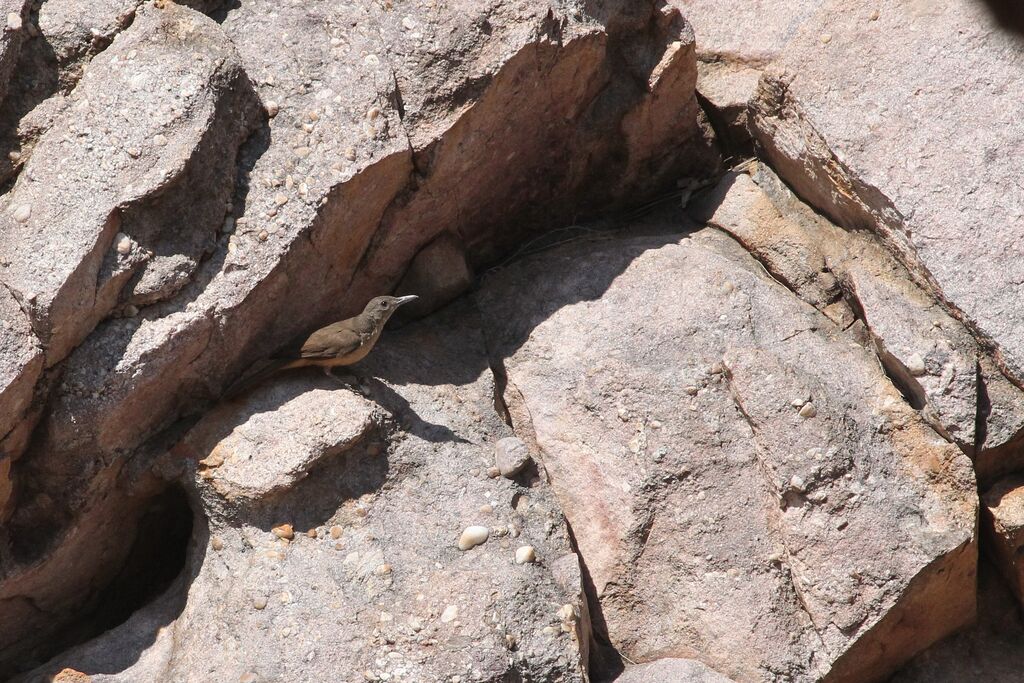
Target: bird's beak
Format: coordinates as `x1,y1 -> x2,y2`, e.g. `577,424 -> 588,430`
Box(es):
395,295 -> 419,306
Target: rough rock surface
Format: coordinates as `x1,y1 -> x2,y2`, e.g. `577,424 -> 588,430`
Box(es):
614,657 -> 737,683
20,304 -> 590,682
479,226 -> 977,682
748,0 -> 1024,394
3,0 -> 1024,680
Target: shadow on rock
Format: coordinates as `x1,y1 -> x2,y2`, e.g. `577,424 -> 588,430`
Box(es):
977,0 -> 1024,36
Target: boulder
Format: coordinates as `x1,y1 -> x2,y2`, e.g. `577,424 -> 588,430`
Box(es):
479,225 -> 977,682
18,303 -> 590,682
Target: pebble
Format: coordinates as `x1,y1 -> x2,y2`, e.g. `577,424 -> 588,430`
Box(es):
6,12 -> 21,30
401,16 -> 417,30
306,528 -> 318,538
869,9 -> 880,20
515,545 -> 536,564
486,466 -> 501,479
684,385 -> 698,396
153,134 -> 168,146
495,436 -> 531,478
789,475 -> 807,493
330,525 -> 343,539
116,234 -> 132,254
440,605 -> 458,623
265,100 -> 280,117
906,353 -> 926,376
469,468 -> 480,477
12,204 -> 31,223
211,536 -> 224,551
820,33 -> 832,44
458,525 -> 489,550
252,595 -> 268,610
720,281 -> 735,294
799,402 -> 817,418
258,230 -> 269,242
345,147 -> 357,161
272,523 -> 294,540
375,563 -> 392,575
274,193 -> 289,206
479,504 -> 493,514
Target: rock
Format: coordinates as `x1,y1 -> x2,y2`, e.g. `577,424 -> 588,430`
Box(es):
271,524 -> 294,541
614,658 -> 736,683
676,0 -> 828,61
695,61 -> 761,153
19,303 -> 589,682
515,546 -> 537,565
691,165 -> 1015,457
495,436 -> 531,479
458,525 -> 490,551
394,232 -> 473,320
982,476 -> 1024,604
479,225 -> 977,682
0,1 -> 28,106
174,377 -> 379,507
748,0 -> 1024,401
0,3 -> 259,368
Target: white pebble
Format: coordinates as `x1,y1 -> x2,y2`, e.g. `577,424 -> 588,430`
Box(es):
906,353 -> 926,377
265,100 -> 280,117
440,605 -> 458,623
6,13 -> 21,31
153,134 -> 168,146
515,546 -> 536,564
116,234 -> 132,254
457,525 -> 489,551
401,16 -> 417,30
12,204 -> 31,223
799,402 -> 817,418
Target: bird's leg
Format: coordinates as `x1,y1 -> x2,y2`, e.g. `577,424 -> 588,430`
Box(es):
322,366 -> 368,395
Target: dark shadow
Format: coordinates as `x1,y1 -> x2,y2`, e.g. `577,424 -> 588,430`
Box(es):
246,439 -> 390,535
0,31 -> 60,189
565,521 -> 625,682
887,558 -> 1024,682
6,485 -> 198,681
977,0 -> 1024,37
361,376 -> 471,445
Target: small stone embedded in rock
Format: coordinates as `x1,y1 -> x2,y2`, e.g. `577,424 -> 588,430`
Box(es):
458,525 -> 489,550
440,605 -> 458,623
906,353 -> 926,376
252,595 -> 268,610
330,525 -> 343,539
116,234 -> 132,254
486,466 -> 500,478
799,402 -> 817,418
495,436 -> 531,478
515,545 -> 537,564
306,528 -> 318,538
211,536 -> 224,551
52,669 -> 91,683
265,100 -> 280,117
272,523 -> 294,540
6,12 -> 21,31
153,134 -> 168,146
12,204 -> 31,223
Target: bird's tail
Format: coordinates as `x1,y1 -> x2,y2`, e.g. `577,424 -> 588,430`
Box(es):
222,358 -> 291,399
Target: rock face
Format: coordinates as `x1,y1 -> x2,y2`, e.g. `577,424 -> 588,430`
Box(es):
479,227 -> 977,682
2,0 -> 1024,680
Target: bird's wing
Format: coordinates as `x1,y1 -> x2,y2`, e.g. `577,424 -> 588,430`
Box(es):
292,322 -> 365,360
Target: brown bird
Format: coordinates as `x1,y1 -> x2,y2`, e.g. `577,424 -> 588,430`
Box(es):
226,295 -> 418,397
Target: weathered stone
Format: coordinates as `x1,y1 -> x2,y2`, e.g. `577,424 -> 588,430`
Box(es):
20,303 -> 588,682
693,167 -> 986,453
615,658 -> 737,683
494,436 -> 532,479
982,476 -> 1024,604
0,0 -> 27,106
675,0 -> 828,61
174,378 -> 379,506
0,3 -> 260,367
748,0 -> 1024,403
479,226 -> 977,682
394,232 -> 473,320
696,61 -> 760,153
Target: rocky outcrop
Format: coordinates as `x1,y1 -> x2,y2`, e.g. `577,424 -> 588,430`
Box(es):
478,226 -> 977,682
21,303 -> 590,683
4,0 -> 1024,680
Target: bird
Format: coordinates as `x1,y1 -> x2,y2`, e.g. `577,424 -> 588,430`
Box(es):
225,294 -> 418,397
